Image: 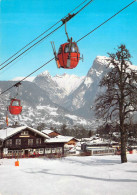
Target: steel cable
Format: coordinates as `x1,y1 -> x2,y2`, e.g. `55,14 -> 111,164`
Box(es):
0,0 -> 136,96
0,0 -> 93,71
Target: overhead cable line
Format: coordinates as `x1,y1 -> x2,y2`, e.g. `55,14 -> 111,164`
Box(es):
0,58 -> 55,95
0,42 -> 38,76
0,0 -> 94,71
76,0 -> 136,43
0,24 -> 64,71
0,21 -> 60,67
0,0 -> 89,68
0,0 -> 136,96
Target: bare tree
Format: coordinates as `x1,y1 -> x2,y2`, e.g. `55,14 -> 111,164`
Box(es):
94,45 -> 137,163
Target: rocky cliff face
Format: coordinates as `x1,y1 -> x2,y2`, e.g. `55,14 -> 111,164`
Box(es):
33,71 -> 66,103
61,56 -> 109,118
33,71 -> 85,103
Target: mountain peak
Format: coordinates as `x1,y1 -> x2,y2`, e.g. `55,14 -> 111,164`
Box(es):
93,56 -> 109,67
88,56 -> 109,76
38,70 -> 50,78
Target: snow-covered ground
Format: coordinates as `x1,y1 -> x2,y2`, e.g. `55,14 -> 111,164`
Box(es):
0,154 -> 137,195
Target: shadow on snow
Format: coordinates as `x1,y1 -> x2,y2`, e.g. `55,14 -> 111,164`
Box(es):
23,168 -> 137,183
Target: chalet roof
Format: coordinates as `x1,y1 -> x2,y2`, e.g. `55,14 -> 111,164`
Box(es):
42,129 -> 60,136
42,129 -> 54,135
0,126 -> 50,141
45,135 -> 78,143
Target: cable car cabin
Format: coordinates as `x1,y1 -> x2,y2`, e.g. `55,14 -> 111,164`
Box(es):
8,99 -> 22,115
57,42 -> 80,69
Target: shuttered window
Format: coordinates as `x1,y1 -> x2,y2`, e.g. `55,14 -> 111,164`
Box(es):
16,139 -> 21,145
28,139 -> 33,146
6,139 -> 12,146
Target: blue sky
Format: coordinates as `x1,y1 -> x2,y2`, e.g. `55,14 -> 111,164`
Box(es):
0,0 -> 137,80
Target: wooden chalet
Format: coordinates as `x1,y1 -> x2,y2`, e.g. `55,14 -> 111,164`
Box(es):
42,130 -> 78,146
41,129 -> 78,154
0,126 -> 65,158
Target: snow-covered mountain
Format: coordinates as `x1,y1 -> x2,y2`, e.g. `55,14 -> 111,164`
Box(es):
63,56 -> 137,119
33,71 -> 67,103
62,56 -> 109,118
0,81 -> 94,130
53,73 -> 85,95
1,56 -> 136,130
33,71 -> 85,103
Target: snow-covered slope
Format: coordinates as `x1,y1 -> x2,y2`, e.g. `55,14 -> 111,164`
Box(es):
34,71 -> 85,102
0,81 -> 94,129
53,73 -> 85,95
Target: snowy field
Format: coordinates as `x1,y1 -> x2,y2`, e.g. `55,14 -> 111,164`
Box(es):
0,154 -> 137,195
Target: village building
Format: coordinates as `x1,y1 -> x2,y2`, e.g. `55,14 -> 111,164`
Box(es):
81,135 -> 119,156
42,129 -> 78,145
0,126 -> 65,158
42,129 -> 78,154
45,135 -> 78,154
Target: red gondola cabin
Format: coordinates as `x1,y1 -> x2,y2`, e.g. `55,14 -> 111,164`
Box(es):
8,99 -> 22,115
57,42 -> 80,69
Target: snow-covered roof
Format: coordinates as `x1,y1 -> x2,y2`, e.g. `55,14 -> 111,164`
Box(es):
0,126 -> 50,140
42,129 -> 54,135
86,137 -> 118,146
45,135 -> 78,143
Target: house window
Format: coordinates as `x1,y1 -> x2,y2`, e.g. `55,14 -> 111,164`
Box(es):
28,139 -> 33,146
52,148 -> 56,153
21,131 -> 29,135
16,139 -> 21,145
6,139 -> 12,146
36,138 -> 41,145
8,150 -> 13,156
35,148 -> 44,154
45,148 -> 51,154
56,147 -> 62,153
12,150 -> 22,155
30,149 -> 34,155
39,148 -> 44,154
